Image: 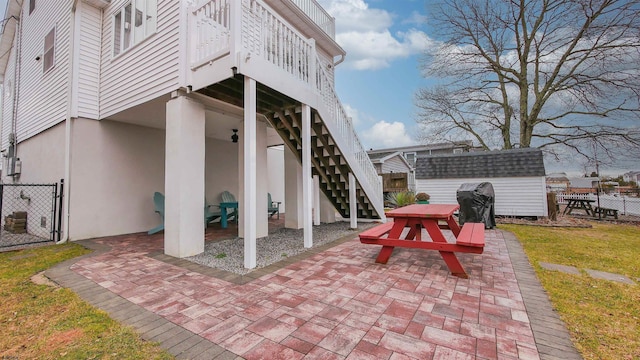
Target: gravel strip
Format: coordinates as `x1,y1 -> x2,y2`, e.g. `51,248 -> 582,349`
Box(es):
186,221 -> 377,275
0,230 -> 51,250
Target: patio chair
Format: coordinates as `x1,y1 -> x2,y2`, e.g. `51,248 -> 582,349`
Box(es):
148,192 -> 165,235
220,191 -> 238,222
148,192 -> 223,234
268,193 -> 281,219
204,198 -> 222,227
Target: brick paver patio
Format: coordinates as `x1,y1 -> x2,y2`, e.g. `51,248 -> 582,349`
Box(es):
46,224 -> 582,359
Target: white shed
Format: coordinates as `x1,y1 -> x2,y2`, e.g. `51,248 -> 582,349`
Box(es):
414,148 -> 548,217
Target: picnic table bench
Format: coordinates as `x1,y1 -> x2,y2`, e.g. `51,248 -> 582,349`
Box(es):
359,204 -> 485,278
594,206 -> 619,219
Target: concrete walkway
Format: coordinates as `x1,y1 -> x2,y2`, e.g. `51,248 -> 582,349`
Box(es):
45,229 -> 582,360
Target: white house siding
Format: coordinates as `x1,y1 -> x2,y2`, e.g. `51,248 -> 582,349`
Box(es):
2,45 -> 17,151
99,0 -> 181,118
14,0 -> 73,144
416,176 -> 548,217
76,2 -> 102,119
382,156 -> 411,174
317,49 -> 334,87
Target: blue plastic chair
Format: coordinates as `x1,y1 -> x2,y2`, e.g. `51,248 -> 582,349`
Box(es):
268,193 -> 281,219
148,192 -> 165,234
220,191 -> 238,221
148,192 -> 223,234
204,198 -> 222,227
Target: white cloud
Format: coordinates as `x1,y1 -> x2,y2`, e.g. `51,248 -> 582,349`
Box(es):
402,11 -> 429,27
342,103 -> 361,126
360,120 -> 416,149
317,0 -> 436,70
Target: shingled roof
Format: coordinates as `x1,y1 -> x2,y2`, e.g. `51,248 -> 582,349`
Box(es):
415,148 -> 545,179
367,151 -> 396,162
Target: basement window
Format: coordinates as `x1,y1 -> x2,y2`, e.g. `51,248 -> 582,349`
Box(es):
113,0 -> 157,57
43,28 -> 55,73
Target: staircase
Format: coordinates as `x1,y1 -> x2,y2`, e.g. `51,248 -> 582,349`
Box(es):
270,108 -> 379,219
190,0 -> 385,220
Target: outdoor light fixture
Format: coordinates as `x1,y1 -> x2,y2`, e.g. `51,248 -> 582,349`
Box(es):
231,129 -> 238,143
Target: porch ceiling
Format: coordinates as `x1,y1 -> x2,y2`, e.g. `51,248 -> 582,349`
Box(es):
196,75 -> 300,118
105,86 -> 285,146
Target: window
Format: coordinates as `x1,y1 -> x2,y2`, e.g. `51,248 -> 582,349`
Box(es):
29,0 -> 35,14
113,0 -> 157,57
43,28 -> 55,73
453,148 -> 463,154
404,152 -> 417,167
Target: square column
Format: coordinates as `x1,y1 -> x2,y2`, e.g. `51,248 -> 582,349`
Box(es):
349,173 -> 357,229
239,120 -> 268,239
319,192 -> 336,223
164,96 -> 205,258
284,145 -> 303,229
302,104 -> 313,248
313,175 -> 321,225
243,77 -> 257,269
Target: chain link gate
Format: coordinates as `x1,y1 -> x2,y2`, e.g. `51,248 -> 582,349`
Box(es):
0,181 -> 63,249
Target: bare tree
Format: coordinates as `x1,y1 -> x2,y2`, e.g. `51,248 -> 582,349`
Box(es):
416,0 -> 640,162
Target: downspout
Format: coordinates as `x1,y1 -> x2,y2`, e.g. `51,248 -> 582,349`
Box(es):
58,0 -> 80,244
333,54 -> 345,67
9,11 -> 23,182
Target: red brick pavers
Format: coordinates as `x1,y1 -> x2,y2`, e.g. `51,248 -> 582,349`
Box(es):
71,230 -> 539,359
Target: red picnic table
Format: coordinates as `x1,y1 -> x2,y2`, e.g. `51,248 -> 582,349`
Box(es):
359,204 -> 485,278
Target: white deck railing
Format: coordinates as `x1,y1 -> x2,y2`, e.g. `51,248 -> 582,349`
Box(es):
288,0 -> 336,39
190,0 -> 384,214
243,0 -> 314,84
314,63 -> 383,208
191,0 -> 231,68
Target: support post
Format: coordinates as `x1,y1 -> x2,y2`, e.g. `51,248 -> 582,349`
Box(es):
284,145 -> 303,229
164,95 -> 205,258
243,77 -> 257,269
302,104 -> 313,248
313,175 -> 320,225
349,172 -> 357,229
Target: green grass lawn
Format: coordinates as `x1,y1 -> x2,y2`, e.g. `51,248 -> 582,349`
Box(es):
501,222 -> 640,360
0,243 -> 172,360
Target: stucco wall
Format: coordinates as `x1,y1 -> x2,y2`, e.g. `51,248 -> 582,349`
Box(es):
69,118 -> 165,239
68,118 -> 240,240
6,122 -> 66,184
267,145 -> 285,214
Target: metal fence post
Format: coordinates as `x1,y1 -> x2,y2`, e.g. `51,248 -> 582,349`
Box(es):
0,184 -> 3,240
57,179 -> 64,243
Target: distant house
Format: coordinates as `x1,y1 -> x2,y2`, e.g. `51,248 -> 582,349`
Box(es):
414,148 -> 548,217
568,177 -> 600,193
367,141 -> 478,192
367,151 -> 414,192
367,140 -> 477,168
546,173 -> 571,192
623,171 -> 640,184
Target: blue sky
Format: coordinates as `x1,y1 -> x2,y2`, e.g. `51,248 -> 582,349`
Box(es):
318,0 -> 639,176
317,0 -> 429,150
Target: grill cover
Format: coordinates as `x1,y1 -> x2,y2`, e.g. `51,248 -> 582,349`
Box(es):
456,182 -> 496,229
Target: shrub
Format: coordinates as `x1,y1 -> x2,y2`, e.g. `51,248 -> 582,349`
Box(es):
385,191 -> 416,208
416,192 -> 430,201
